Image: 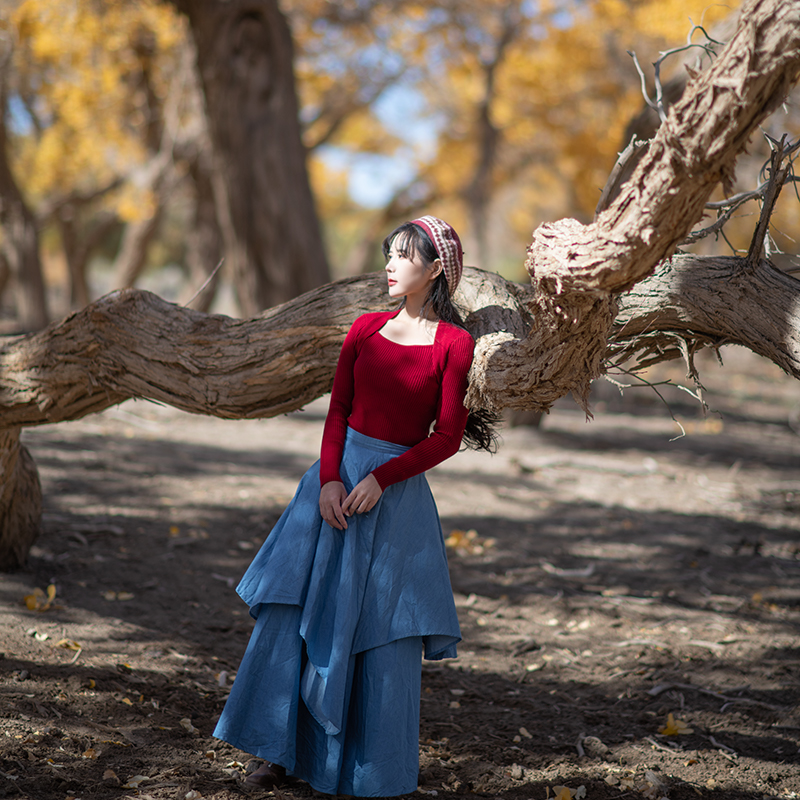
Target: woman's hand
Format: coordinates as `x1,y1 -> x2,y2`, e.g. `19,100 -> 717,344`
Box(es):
320,481 -> 348,530
342,474 -> 382,517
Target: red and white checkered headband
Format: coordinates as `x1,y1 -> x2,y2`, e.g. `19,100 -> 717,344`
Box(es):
411,215 -> 463,295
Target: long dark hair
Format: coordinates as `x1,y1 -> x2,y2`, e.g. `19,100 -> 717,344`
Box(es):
382,222 -> 499,453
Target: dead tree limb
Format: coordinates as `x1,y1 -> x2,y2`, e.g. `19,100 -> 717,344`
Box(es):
611,254 -> 800,375
466,0 -> 800,415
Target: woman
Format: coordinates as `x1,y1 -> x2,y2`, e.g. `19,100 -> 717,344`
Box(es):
213,216 -> 496,796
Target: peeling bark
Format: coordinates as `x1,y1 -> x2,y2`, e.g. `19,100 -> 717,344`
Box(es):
612,254 -> 800,377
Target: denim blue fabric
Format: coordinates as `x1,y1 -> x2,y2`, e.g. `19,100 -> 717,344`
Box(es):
213,428 -> 461,796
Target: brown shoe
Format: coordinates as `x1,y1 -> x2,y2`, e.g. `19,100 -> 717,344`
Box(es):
245,762 -> 286,789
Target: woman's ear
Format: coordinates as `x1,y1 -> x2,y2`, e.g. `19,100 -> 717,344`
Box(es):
430,258 -> 444,280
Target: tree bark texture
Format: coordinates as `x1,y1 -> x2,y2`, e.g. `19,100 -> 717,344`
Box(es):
0,428 -> 42,570
175,0 -> 330,314
612,254 -> 800,377
3,257 -> 800,430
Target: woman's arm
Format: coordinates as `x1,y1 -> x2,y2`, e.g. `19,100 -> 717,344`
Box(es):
319,320 -> 362,486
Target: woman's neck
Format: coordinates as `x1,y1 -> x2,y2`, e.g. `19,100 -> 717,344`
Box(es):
402,292 -> 437,323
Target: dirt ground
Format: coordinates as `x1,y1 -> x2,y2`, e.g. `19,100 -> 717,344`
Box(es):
2,346 -> 799,800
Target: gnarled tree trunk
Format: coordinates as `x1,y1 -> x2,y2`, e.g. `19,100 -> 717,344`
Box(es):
0,428 -> 42,569
2,247 -> 800,568
466,0 -> 800,414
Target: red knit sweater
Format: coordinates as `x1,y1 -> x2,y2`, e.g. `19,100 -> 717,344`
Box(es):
319,310 -> 474,490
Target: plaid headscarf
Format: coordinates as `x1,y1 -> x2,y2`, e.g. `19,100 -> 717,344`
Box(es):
411,215 -> 464,295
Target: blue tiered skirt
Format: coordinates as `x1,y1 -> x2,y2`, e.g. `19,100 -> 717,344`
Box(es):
213,428 -> 461,797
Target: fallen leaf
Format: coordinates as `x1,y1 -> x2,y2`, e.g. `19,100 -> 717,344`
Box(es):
82,748 -> 98,759
23,584 -> 58,612
642,769 -> 668,799
445,528 -> 494,555
518,726 -> 532,739
185,792 -> 203,800
659,712 -> 693,735
102,591 -> 135,601
122,774 -> 149,788
180,717 -> 198,733
552,787 -> 574,800
56,638 -> 81,651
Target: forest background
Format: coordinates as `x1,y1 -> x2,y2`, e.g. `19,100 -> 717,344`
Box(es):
4,0 -> 799,331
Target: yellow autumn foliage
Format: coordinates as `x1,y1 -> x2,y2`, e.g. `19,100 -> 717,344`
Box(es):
11,0 -> 186,219
291,0 -> 743,267
9,0 -> 770,285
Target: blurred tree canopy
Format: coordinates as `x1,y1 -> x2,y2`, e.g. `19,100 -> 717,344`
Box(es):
3,0 -> 799,329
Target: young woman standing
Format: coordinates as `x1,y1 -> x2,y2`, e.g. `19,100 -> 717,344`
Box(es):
214,216 -> 495,796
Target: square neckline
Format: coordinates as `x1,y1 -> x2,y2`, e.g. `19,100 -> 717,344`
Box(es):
376,308 -> 439,347
376,323 -> 439,347
376,330 -> 437,347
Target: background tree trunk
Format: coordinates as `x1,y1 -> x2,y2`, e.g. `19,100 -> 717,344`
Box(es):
0,42 -> 48,332
174,0 -> 331,314
180,155 -> 224,311
113,210 -> 165,289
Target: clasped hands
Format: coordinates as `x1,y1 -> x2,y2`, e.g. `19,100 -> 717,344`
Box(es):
319,475 -> 382,530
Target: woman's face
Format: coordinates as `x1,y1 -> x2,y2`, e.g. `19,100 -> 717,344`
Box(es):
385,235 -> 441,301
